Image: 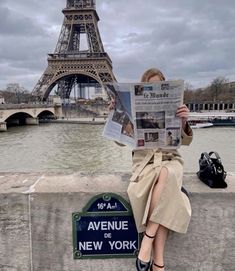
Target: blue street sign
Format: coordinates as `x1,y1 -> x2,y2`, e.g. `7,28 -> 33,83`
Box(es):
72,193 -> 140,259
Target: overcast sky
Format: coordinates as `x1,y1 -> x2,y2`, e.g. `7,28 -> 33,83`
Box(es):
0,0 -> 235,91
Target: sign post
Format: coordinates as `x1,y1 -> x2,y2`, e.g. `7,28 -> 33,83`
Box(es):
72,193 -> 140,259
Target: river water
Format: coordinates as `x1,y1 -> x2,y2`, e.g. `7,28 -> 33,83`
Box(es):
0,123 -> 234,173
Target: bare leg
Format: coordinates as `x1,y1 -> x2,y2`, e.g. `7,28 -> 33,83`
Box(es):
137,167 -> 168,263
152,225 -> 168,270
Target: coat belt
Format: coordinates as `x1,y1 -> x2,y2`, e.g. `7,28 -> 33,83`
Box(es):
130,150 -> 163,182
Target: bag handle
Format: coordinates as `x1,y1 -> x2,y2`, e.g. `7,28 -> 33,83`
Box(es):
200,152 -> 217,175
209,151 -> 221,163
209,151 -> 226,176
200,152 -> 213,164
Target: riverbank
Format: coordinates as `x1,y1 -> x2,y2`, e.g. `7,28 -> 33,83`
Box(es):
41,117 -> 106,125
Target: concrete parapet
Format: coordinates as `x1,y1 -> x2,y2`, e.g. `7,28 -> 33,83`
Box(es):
0,172 -> 234,271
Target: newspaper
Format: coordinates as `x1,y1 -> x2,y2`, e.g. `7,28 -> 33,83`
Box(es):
102,80 -> 184,149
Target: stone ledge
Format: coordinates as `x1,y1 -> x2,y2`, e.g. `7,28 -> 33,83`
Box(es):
0,172 -> 234,194
0,172 -> 234,271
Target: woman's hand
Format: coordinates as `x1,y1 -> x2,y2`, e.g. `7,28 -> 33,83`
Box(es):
176,104 -> 190,130
108,97 -> 116,111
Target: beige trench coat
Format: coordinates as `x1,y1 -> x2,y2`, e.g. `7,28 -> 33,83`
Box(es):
127,128 -> 193,234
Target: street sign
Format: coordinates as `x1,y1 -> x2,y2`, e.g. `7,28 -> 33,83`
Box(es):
72,193 -> 140,259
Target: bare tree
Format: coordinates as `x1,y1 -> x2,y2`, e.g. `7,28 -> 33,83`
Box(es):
209,76 -> 229,101
183,82 -> 194,103
185,76 -> 234,103
2,83 -> 30,103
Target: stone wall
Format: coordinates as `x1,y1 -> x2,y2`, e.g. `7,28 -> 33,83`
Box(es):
62,104 -> 108,118
0,172 -> 234,271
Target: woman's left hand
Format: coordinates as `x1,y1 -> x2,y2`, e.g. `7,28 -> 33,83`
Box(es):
176,104 -> 190,129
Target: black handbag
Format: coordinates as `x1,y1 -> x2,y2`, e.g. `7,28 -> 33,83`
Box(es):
197,151 -> 227,188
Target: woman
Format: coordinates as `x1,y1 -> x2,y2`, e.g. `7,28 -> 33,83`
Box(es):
109,68 -> 193,270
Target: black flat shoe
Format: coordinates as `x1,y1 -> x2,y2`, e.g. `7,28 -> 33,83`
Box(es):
136,258 -> 151,271
136,232 -> 155,271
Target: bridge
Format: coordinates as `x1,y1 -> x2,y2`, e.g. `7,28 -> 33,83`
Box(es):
0,103 -> 62,131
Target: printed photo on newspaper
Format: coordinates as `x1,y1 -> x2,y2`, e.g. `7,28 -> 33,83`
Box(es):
102,80 -> 184,149
102,83 -> 135,147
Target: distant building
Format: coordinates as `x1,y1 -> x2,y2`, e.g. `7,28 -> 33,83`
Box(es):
227,81 -> 235,90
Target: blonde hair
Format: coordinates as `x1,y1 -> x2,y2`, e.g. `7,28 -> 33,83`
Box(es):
141,68 -> 165,82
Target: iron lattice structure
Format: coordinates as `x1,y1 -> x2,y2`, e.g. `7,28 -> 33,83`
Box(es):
32,0 -> 116,100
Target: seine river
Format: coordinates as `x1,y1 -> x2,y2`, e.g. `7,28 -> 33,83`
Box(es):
0,123 -> 234,173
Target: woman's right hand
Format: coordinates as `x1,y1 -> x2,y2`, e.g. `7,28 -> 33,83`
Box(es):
108,97 -> 116,111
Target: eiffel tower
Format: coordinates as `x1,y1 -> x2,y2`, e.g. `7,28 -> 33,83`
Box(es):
32,0 -> 116,101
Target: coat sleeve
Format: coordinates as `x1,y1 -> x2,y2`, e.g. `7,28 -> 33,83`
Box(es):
181,122 -> 193,146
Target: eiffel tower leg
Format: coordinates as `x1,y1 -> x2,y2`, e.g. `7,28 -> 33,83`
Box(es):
32,70 -> 55,101
32,63 -> 116,101
57,77 -> 75,99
